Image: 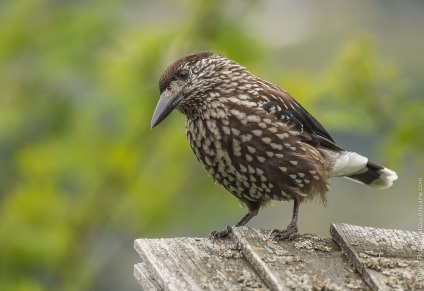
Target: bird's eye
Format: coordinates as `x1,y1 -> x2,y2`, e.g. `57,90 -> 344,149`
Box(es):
177,69 -> 189,80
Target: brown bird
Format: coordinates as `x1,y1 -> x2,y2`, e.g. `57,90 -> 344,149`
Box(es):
151,52 -> 398,240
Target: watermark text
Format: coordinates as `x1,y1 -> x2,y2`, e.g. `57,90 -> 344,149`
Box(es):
418,177 -> 423,289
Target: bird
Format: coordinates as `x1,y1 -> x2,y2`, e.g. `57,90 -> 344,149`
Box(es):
151,51 -> 398,240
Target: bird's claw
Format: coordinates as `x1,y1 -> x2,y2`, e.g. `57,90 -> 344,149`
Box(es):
209,225 -> 232,241
270,223 -> 298,241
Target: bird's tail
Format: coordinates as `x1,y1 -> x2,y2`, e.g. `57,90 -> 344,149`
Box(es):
327,151 -> 398,189
345,161 -> 398,189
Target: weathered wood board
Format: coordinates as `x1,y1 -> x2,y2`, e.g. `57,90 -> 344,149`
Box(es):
232,227 -> 367,290
331,223 -> 422,290
134,236 -> 268,290
134,224 -> 421,290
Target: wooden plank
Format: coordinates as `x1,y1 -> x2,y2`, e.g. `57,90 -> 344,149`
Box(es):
232,226 -> 368,290
330,223 -> 421,290
134,224 -> 418,290
134,262 -> 162,291
134,237 -> 268,290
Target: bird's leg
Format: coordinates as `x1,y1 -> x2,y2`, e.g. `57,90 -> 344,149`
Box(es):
210,202 -> 260,240
271,199 -> 300,240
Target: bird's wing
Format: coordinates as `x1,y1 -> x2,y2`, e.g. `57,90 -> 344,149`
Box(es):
260,87 -> 344,152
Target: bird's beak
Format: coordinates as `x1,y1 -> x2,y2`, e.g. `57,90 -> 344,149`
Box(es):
151,91 -> 184,128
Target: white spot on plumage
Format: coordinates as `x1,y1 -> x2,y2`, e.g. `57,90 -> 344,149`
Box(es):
230,109 -> 246,121
290,160 -> 298,165
279,167 -> 287,172
202,143 -> 208,152
236,171 -> 243,180
256,168 -> 264,175
266,151 -> 274,158
231,128 -> 240,136
247,115 -> 261,123
261,137 -> 271,144
204,156 -> 214,166
276,134 -> 286,140
212,139 -> 221,150
239,164 -> 247,173
216,148 -> 225,159
275,154 -> 284,158
298,173 -> 305,178
289,174 -> 297,179
247,146 -> 256,154
252,130 -> 262,137
222,126 -> 231,135
241,134 -> 252,142
257,156 -> 266,163
206,120 -> 220,136
270,143 -> 283,150
220,170 -> 229,178
246,154 -> 253,162
248,165 -> 255,174
268,127 -> 277,133
283,143 -> 296,151
227,97 -> 242,104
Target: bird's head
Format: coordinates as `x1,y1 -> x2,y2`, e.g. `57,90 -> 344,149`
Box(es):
151,51 -> 246,128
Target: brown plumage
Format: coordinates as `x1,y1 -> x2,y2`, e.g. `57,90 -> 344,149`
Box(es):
151,51 -> 398,240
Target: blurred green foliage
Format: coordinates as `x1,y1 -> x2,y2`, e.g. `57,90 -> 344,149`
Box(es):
0,1 -> 422,290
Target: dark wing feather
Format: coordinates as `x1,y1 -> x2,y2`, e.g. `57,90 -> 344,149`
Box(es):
261,88 -> 344,152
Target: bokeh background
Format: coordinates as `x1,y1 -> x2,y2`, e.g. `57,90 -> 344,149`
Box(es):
1,0 -> 423,290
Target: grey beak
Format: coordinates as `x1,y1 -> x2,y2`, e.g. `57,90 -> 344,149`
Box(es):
151,92 -> 183,128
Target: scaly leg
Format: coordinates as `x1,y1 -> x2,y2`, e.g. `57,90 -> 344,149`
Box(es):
271,199 -> 300,240
210,201 -> 260,240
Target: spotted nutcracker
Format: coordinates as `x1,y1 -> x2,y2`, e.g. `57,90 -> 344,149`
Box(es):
151,52 -> 398,240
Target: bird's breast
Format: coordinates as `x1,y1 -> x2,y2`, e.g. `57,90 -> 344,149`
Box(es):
185,106 -> 330,203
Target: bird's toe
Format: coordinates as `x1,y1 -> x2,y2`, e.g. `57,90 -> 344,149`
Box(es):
209,225 -> 232,241
270,224 -> 298,241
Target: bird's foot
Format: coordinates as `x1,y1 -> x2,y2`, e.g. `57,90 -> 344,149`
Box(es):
270,223 -> 298,241
209,225 -> 232,241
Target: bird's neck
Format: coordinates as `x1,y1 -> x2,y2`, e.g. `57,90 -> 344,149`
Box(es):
178,95 -> 228,120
